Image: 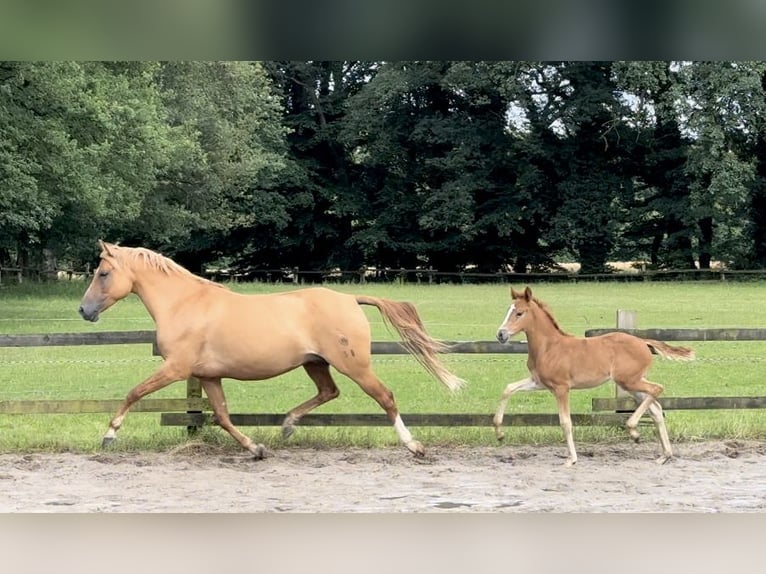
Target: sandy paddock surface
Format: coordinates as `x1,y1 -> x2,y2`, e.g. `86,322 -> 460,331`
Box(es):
1,439 -> 765,513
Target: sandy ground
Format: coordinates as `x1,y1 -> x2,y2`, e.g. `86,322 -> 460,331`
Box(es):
1,439 -> 765,513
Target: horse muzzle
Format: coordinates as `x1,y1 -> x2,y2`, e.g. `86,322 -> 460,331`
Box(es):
497,328 -> 511,344
78,303 -> 101,323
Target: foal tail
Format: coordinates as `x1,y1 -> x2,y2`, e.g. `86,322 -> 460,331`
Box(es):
356,295 -> 466,392
644,339 -> 696,361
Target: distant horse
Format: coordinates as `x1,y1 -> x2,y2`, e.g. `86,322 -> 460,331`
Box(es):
493,286 -> 694,466
78,241 -> 465,458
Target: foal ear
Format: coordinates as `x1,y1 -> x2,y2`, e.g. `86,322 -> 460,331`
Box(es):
510,287 -> 522,299
523,286 -> 533,301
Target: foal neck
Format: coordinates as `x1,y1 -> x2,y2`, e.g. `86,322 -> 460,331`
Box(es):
524,299 -> 571,343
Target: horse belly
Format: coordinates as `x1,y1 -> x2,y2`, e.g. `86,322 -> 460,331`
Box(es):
194,332 -> 309,381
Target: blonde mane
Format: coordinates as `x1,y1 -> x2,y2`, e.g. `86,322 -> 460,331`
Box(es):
108,245 -> 226,289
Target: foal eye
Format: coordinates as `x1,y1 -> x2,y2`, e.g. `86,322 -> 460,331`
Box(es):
515,311 -> 524,317
98,271 -> 110,278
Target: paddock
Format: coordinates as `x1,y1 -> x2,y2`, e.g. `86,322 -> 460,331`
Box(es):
2,282 -> 766,512
1,439 -> 765,512
1,322 -> 766,513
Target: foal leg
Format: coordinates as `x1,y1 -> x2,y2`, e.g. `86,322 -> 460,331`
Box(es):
493,377 -> 545,441
630,388 -> 673,465
102,361 -> 185,447
552,385 -> 578,467
281,362 -> 340,439
199,377 -> 266,459
620,378 -> 672,464
621,378 -> 663,440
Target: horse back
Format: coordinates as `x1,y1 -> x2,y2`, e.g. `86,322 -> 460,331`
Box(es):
527,331 -> 653,388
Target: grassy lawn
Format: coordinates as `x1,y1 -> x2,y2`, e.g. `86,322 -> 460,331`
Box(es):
1,279 -> 765,453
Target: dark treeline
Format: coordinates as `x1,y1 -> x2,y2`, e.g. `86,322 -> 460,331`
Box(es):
2,61 -> 766,276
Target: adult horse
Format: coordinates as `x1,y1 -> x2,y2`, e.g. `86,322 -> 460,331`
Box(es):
493,286 -> 694,466
78,241 -> 465,458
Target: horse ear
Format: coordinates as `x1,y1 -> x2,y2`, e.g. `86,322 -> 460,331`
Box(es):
510,287 -> 521,299
98,240 -> 114,257
524,286 -> 533,301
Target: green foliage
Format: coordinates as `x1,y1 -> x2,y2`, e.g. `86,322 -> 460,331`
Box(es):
3,61 -> 766,275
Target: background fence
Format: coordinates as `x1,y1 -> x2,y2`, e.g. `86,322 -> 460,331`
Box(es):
2,312 -> 766,432
6,264 -> 766,285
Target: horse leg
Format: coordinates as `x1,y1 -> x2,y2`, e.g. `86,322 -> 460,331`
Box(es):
199,378 -> 266,459
552,385 -> 577,467
351,368 -> 424,457
281,362 -> 340,439
629,388 -> 673,465
102,361 -> 185,447
620,378 -> 664,441
493,377 -> 544,441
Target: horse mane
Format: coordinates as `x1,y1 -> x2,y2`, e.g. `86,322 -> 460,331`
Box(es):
531,296 -> 572,337
110,246 -> 226,289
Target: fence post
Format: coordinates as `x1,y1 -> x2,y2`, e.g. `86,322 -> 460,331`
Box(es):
615,310 -> 636,407
186,376 -> 203,435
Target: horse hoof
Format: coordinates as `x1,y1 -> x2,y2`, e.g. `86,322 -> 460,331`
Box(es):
656,455 -> 672,465
281,425 -> 294,440
101,436 -> 115,448
251,444 -> 267,460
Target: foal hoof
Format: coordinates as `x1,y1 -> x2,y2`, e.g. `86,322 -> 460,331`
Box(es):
656,454 -> 672,465
281,424 -> 294,440
101,436 -> 115,448
407,441 -> 426,458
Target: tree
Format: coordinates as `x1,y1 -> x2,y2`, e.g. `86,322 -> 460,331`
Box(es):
613,61 -> 696,268
146,61 -> 290,271
678,61 -> 765,268
0,61 -> 174,269
260,61 -> 375,273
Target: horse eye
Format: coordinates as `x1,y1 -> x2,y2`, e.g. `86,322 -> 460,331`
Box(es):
515,311 -> 524,317
99,271 -> 110,278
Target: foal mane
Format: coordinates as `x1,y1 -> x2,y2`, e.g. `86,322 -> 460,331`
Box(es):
530,296 -> 572,337
108,245 -> 225,289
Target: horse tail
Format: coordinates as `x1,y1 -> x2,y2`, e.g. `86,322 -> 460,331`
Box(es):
644,339 -> 696,361
356,295 -> 466,392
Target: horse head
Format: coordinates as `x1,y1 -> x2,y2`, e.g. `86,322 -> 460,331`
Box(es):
496,286 -> 534,343
78,240 -> 135,322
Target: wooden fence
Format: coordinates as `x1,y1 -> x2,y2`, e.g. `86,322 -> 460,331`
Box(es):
2,317 -> 766,432
204,266 -> 766,284
6,264 -> 766,287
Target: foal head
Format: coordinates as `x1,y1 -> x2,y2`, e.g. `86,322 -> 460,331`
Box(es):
496,286 -> 537,343
78,240 -> 135,322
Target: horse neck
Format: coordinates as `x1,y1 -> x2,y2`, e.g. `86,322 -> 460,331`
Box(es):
131,267 -> 204,324
523,304 -> 568,357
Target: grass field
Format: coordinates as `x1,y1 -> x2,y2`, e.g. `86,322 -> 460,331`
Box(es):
1,279 -> 766,453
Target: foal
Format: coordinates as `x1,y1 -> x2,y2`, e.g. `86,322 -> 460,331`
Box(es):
493,286 -> 694,466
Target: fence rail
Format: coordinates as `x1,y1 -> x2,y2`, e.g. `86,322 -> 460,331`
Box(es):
1,324 -> 766,433
6,264 -> 766,285
584,327 -> 766,341
204,266 -> 766,284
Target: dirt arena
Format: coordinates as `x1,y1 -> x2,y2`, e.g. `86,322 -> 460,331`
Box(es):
1,438 -> 765,512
